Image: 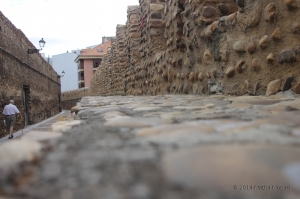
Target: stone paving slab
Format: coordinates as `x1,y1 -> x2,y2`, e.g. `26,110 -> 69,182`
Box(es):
0,93 -> 300,199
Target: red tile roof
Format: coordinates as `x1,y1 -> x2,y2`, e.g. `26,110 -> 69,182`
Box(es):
75,40 -> 111,62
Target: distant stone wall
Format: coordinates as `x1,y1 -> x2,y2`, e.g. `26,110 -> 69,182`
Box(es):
61,88 -> 89,101
90,0 -> 300,96
90,25 -> 127,96
61,98 -> 81,110
61,88 -> 89,109
0,11 -> 61,138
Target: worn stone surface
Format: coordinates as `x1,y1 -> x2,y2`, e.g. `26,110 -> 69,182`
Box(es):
1,94 -> 300,199
0,140 -> 42,171
50,120 -> 82,132
163,144 -> 300,192
21,131 -> 62,141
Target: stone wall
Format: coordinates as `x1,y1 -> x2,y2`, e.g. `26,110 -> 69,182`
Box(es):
61,88 -> 89,101
89,0 -> 300,97
90,25 -> 127,96
0,11 -> 61,138
61,98 -> 81,110
61,88 -> 90,109
126,5 -> 142,95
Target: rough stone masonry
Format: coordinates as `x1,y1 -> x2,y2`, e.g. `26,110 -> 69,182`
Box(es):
89,0 -> 300,97
0,12 -> 61,138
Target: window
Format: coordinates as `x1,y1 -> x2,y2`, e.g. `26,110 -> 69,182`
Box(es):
78,72 -> 84,81
79,82 -> 85,88
93,59 -> 102,68
78,60 -> 84,70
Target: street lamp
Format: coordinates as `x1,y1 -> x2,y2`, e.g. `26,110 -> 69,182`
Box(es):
57,70 -> 65,78
28,38 -> 46,54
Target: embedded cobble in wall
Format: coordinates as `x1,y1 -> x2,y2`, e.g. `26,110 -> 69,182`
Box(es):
89,0 -> 300,97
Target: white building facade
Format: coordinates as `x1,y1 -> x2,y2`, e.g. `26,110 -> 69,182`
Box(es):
52,50 -> 80,92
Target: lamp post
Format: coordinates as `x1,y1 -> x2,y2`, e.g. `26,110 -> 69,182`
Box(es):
28,38 -> 46,54
57,71 -> 65,78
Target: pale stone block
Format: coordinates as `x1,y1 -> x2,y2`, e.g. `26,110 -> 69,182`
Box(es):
150,4 -> 164,11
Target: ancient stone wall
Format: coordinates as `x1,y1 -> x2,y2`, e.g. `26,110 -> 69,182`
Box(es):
143,0 -> 168,95
61,88 -> 89,101
90,25 -> 127,96
125,6 -> 141,95
89,55 -> 106,95
61,98 -> 81,110
0,11 -> 61,138
90,0 -> 300,97
61,88 -> 90,109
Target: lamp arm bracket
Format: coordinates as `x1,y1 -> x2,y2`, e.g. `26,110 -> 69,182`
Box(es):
27,48 -> 41,54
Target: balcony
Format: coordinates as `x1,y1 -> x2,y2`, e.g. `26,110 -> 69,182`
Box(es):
78,76 -> 84,83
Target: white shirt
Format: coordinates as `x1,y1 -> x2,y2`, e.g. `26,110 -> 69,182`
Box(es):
2,104 -> 20,115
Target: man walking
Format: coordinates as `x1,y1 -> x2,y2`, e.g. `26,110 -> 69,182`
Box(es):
2,100 -> 21,139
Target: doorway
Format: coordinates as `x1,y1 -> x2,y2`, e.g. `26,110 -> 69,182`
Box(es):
23,85 -> 30,126
58,94 -> 62,112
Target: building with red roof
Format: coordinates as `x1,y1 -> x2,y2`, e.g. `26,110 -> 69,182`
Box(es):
75,37 -> 113,88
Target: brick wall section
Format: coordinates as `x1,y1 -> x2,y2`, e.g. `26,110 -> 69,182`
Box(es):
0,11 -> 61,138
89,0 -> 300,96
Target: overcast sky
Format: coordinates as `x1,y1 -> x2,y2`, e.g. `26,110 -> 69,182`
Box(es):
0,0 -> 139,57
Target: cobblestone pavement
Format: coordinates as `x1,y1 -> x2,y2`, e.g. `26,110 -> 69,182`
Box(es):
1,92 -> 300,199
